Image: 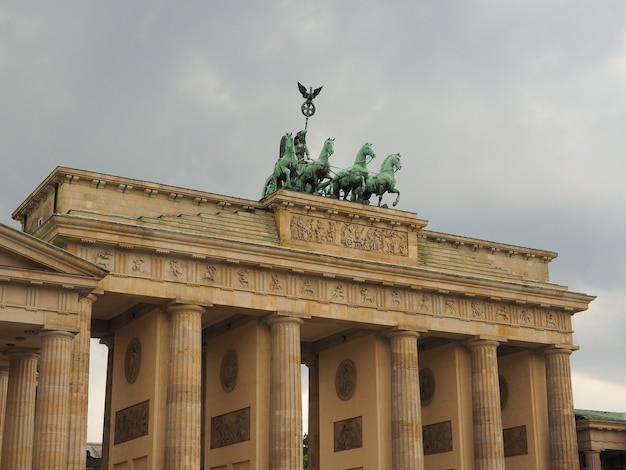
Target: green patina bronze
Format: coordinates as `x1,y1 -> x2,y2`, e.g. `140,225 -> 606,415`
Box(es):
261,83 -> 402,207
356,153 -> 402,207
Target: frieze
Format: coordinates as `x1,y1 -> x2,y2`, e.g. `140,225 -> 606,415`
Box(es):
114,400 -> 149,445
290,214 -> 408,256
80,244 -> 572,334
422,420 -> 453,455
210,407 -> 251,449
334,416 -> 363,452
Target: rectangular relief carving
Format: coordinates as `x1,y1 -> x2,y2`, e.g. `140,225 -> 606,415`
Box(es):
114,400 -> 149,445
334,416 -> 363,452
210,407 -> 251,449
290,214 -> 408,256
503,425 -> 528,457
422,420 -> 453,455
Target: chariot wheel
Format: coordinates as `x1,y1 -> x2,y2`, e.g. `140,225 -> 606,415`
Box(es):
262,175 -> 277,198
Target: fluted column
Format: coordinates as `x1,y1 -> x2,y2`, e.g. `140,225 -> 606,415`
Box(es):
1,351 -> 39,470
544,347 -> 579,470
0,365 -> 9,461
268,315 -> 303,470
467,338 -> 505,470
584,450 -> 602,470
389,330 -> 424,470
100,335 -> 114,470
304,354 -> 320,470
33,330 -> 75,470
68,294 -> 96,470
165,304 -> 205,470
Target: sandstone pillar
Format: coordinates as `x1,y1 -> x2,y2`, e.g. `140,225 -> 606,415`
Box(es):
68,293 -> 96,470
467,338 -> 505,470
100,335 -> 114,470
544,347 -> 579,470
304,354 -> 320,470
388,329 -> 424,470
164,304 -> 205,470
33,330 -> 75,470
0,366 -> 9,461
1,351 -> 39,470
584,450 -> 602,470
268,315 -> 303,470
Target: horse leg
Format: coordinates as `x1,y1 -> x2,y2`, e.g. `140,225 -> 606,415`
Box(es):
391,188 -> 400,206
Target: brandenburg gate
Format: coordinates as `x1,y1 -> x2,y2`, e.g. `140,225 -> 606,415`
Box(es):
0,161 -> 593,469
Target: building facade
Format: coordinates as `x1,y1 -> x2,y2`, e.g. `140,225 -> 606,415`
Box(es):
0,166 -> 595,469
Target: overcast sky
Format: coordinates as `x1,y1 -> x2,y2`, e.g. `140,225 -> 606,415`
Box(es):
2,1 -> 625,442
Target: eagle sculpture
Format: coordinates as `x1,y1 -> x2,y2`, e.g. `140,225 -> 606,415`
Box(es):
298,82 -> 323,101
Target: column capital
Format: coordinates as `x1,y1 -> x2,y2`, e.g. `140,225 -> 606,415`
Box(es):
465,336 -> 502,350
542,345 -> 579,356
387,328 -> 422,340
166,303 -> 207,315
6,349 -> 40,361
266,313 -> 304,326
39,330 -> 76,341
79,293 -> 98,304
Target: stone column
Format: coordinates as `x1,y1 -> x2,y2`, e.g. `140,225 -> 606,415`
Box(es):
0,365 -> 9,461
304,354 -> 320,470
268,315 -> 303,470
388,330 -> 424,470
33,330 -> 76,470
68,294 -> 96,470
99,335 -> 114,470
584,450 -> 602,470
544,347 -> 580,470
467,338 -> 505,470
1,351 -> 39,470
164,304 -> 205,470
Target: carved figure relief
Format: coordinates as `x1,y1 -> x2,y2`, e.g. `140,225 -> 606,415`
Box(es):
335,359 -> 357,401
391,289 -> 402,305
289,215 -> 408,256
300,278 -> 315,296
546,312 -> 557,328
331,283 -> 345,301
124,338 -> 141,384
503,425 -> 528,457
169,259 -> 184,278
114,400 -> 149,444
95,250 -> 113,269
417,293 -> 431,312
520,308 -> 533,325
360,287 -> 375,304
203,264 -> 217,283
237,269 -> 250,287
422,421 -> 453,456
220,349 -> 238,392
131,257 -> 148,274
334,416 -> 363,452
419,368 -> 435,406
210,407 -> 251,449
444,298 -> 457,315
497,305 -> 510,321
471,300 -> 484,318
270,273 -> 283,291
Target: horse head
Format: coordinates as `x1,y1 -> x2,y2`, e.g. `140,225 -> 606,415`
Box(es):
380,153 -> 401,173
322,137 -> 335,156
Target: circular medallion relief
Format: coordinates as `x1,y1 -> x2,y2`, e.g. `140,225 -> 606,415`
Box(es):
499,375 -> 509,409
220,349 -> 238,392
335,359 -> 357,401
124,338 -> 141,384
419,368 -> 435,406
